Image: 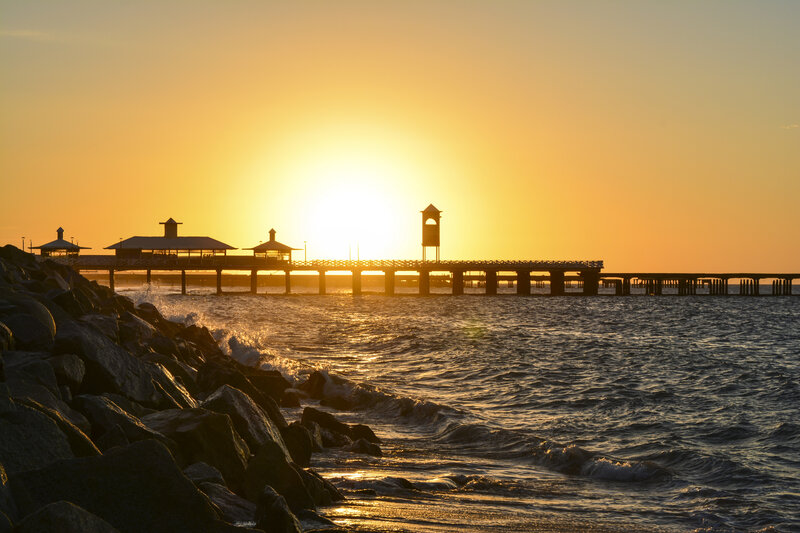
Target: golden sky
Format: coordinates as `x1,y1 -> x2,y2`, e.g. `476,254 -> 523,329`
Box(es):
1,1 -> 798,271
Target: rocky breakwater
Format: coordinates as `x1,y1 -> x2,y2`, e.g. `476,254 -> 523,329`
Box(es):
0,246 -> 383,533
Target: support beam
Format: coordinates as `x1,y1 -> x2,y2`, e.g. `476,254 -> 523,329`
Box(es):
216,269 -> 222,295
181,270 -> 186,295
352,270 -> 361,296
109,269 -> 115,292
318,271 -> 326,295
146,269 -> 151,284
485,270 -> 497,295
384,270 -> 395,296
419,270 -> 430,295
284,271 -> 291,294
549,271 -> 565,296
516,270 -> 531,295
753,278 -> 760,296
581,271 -> 599,296
452,270 -> 464,295
250,270 -> 257,294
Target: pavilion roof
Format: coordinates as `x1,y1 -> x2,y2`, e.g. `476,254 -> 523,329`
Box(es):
246,240 -> 299,253
34,239 -> 90,251
105,236 -> 235,251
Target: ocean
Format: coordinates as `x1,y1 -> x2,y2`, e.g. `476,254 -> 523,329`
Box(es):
119,284 -> 799,532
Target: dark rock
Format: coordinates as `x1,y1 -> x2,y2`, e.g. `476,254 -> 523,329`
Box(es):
73,395 -> 173,451
78,313 -> 120,343
0,462 -> 17,524
245,371 -> 291,403
8,440 -> 221,533
184,462 -> 226,486
0,511 -> 10,533
53,321 -> 162,406
47,353 -> 85,391
202,385 -> 291,461
297,371 -> 326,400
254,485 -> 302,533
0,396 -> 74,476
343,438 -> 382,457
100,393 -> 152,419
350,424 -> 381,444
148,363 -> 198,409
280,422 -> 313,467
0,314 -> 52,352
198,360 -> 287,429
301,407 -> 350,437
14,398 -> 100,459
303,468 -> 344,502
300,420 -> 324,451
118,312 -> 156,344
0,321 -> 12,352
244,442 -> 314,510
141,408 -> 250,493
139,352 -> 199,396
295,468 -> 334,506
50,289 -> 88,318
14,500 -> 120,533
295,509 -> 338,530
319,428 -> 352,448
199,482 -> 256,525
146,334 -> 181,359
280,390 -> 301,408
94,424 -> 130,451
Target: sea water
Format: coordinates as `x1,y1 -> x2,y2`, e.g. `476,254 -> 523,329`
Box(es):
120,285 -> 800,532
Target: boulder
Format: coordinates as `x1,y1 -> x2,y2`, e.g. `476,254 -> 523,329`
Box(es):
297,371 -> 326,400
319,396 -> 353,411
254,485 -> 301,533
300,421 -> 324,452
73,395 -> 173,452
139,352 -> 199,396
14,398 -> 100,459
198,482 -> 256,525
344,438 -> 382,457
280,390 -> 301,408
184,462 -> 226,486
8,440 -> 221,533
301,407 -> 350,437
118,312 -> 156,345
319,428 -> 352,448
94,424 -> 129,451
148,363 -> 198,409
53,321 -> 162,406
201,385 -> 291,461
49,289 -> 89,318
78,314 -> 120,343
47,353 -> 86,391
295,468 -> 338,507
141,408 -> 250,493
0,395 -> 74,476
350,424 -> 381,444
295,509 -> 338,531
280,422 -> 314,468
244,371 -> 291,403
0,314 -> 53,352
0,462 -> 17,524
244,442 -> 314,511
14,500 -> 120,533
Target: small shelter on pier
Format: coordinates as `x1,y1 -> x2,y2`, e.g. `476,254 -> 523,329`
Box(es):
246,229 -> 299,264
105,218 -> 235,258
33,227 -> 90,257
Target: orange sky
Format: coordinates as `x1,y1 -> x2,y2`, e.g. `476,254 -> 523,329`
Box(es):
1,1 -> 798,271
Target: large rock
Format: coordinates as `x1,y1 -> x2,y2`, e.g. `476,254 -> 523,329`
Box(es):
202,385 -> 291,461
0,292 -> 56,351
280,422 -> 314,467
184,462 -> 226,486
8,440 -> 221,533
0,393 -> 74,476
47,353 -> 86,391
244,370 -> 291,403
14,398 -> 100,459
0,462 -> 17,524
198,482 -> 256,525
73,395 -> 173,452
301,407 -> 351,437
148,363 -> 199,409
53,321 -> 162,407
254,485 -> 301,533
141,408 -> 250,493
244,442 -> 314,511
344,438 -> 382,457
0,321 -> 13,352
14,500 -> 120,533
78,313 -> 120,343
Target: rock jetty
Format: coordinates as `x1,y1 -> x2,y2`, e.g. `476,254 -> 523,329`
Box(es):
0,245 -> 382,532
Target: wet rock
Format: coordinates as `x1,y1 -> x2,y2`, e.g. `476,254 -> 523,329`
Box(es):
295,509 -> 338,530
202,385 -> 291,461
49,289 -> 88,318
47,353 -> 85,391
199,481 -> 257,525
8,440 -> 220,533
301,407 -> 351,437
280,389 -> 301,408
244,442 -> 314,510
94,424 -> 129,451
296,468 -> 338,506
304,468 -> 343,503
319,428 -> 352,448
0,314 -> 53,352
245,370 -> 291,403
100,393 -> 152,419
300,420 -> 324,451
148,363 -> 198,409
139,352 -> 198,396
14,500 -> 120,533
118,312 -> 156,345
184,462 -> 226,486
350,424 -> 381,444
0,395 -> 74,476
319,395 -> 353,411
344,438 -> 382,457
280,422 -> 314,467
53,321 -> 162,407
0,462 -> 17,524
141,408 -> 250,493
254,485 -> 302,533
297,371 -> 326,400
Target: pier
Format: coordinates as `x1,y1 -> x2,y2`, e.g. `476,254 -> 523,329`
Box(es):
38,256 -> 797,296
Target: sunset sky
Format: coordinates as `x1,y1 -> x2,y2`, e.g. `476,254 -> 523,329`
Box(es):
1,1 -> 798,271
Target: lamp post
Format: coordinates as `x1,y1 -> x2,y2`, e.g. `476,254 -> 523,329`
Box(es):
304,241 -> 307,262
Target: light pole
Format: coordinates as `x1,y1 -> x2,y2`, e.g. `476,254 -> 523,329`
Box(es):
304,241 -> 307,262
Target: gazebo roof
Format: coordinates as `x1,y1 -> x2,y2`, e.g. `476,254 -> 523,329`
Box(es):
246,228 -> 299,253
34,239 -> 89,251
422,204 -> 441,214
106,236 -> 235,251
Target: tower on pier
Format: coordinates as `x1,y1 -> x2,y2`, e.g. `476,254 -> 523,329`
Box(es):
421,204 -> 441,262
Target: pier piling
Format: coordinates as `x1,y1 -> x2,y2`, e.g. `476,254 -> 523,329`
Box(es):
452,270 -> 464,295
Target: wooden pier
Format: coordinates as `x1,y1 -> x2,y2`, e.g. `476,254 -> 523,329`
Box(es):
38,255 -> 798,296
